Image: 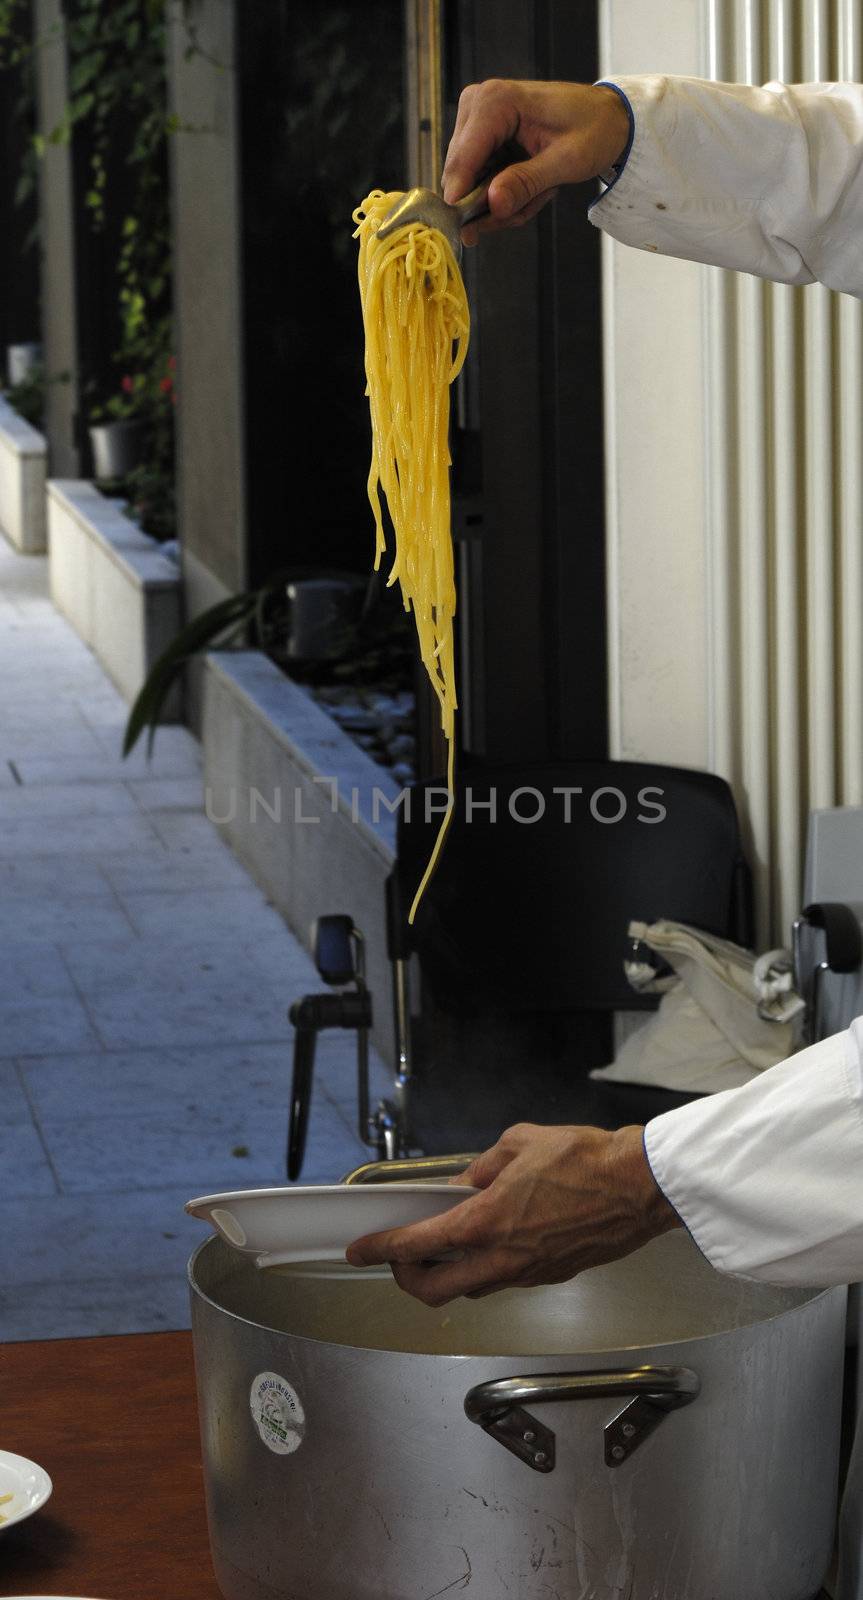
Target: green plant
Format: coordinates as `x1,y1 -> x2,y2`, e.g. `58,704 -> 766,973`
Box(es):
14,0 -> 186,531
89,354 -> 177,539
90,352 -> 175,421
107,355 -> 176,541
0,0 -> 40,256
1,2 -> 219,544
3,363 -> 71,430
90,372 -> 145,424
124,593 -> 256,757
0,0 -> 29,65
125,462 -> 175,540
61,0 -> 175,462
68,0 -> 175,534
4,361 -> 44,427
123,569 -> 414,756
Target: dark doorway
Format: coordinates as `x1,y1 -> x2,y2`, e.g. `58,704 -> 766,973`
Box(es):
410,0 -> 612,1149
237,1 -> 405,587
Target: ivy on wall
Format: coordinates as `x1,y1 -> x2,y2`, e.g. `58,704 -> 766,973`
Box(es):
0,0 -> 186,536
0,0 -> 39,238
64,0 -> 176,538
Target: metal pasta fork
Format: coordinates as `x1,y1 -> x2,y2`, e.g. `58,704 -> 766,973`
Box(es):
376,176 -> 494,259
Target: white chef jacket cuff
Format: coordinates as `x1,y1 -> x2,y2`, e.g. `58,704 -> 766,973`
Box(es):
643,1027 -> 863,1287
586,73 -> 754,256
588,74 -> 666,237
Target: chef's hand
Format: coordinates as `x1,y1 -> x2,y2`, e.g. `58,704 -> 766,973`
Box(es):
345,1122 -> 681,1307
443,79 -> 631,244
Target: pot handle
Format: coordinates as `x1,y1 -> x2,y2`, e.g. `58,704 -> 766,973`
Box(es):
464,1365 -> 700,1474
342,1153 -> 478,1184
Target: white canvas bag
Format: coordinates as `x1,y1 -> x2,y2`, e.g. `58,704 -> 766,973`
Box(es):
590,918 -> 804,1094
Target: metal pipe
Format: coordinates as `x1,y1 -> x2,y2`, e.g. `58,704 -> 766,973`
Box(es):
837,0 -> 863,803
388,954 -> 413,1154
769,0 -> 802,936
342,1152 -> 477,1184
735,0 -> 772,945
802,0 -> 836,811
351,927 -> 371,1145
704,1 -> 736,786
404,0 -> 443,194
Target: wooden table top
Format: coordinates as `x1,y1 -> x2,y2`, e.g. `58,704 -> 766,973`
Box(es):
0,1330 -> 222,1600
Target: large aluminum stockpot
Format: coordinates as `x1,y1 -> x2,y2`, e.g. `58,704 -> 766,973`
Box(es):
189,1230 -> 845,1600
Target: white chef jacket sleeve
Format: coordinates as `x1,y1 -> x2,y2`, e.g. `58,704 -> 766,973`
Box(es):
590,75 -> 863,300
644,1023 -> 863,1286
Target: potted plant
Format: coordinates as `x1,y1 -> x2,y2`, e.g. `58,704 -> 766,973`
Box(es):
88,354 -> 176,483
122,566 -> 408,756
3,357 -> 45,428
89,374 -> 149,481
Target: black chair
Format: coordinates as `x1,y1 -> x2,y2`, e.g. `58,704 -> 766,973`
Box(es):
288,759 -> 752,1177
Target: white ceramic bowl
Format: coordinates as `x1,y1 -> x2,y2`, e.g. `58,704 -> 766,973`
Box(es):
185,1182 -> 478,1267
0,1449 -> 52,1531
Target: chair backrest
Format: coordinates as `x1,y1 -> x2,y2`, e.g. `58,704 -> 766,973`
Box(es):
800,805 -> 863,1038
389,759 -> 751,1014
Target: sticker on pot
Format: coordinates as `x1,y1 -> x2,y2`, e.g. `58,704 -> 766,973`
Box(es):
250,1371 -> 306,1456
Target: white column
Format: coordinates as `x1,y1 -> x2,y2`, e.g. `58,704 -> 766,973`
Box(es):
599,0 -> 710,771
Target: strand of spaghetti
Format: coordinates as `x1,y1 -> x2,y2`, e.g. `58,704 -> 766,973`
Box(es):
408,740 -> 456,924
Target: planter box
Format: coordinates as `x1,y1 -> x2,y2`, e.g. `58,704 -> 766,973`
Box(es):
201,650 -> 399,1065
0,394 -> 48,554
48,479 -> 182,714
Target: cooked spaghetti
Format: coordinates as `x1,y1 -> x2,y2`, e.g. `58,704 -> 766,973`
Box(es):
353,189 -> 470,922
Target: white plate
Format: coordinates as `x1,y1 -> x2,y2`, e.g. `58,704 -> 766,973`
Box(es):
0,1449 -> 52,1530
185,1182 -> 478,1267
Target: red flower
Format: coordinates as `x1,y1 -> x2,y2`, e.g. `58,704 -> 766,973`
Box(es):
159,375 -> 173,394
121,375 -> 134,394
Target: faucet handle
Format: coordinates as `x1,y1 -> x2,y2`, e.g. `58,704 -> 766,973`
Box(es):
312,914 -> 358,985
287,988 -> 373,1181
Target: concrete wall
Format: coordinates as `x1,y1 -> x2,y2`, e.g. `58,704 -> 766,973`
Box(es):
599,0 -> 709,770
0,396 -> 47,553
48,480 -> 181,711
201,651 -> 397,1065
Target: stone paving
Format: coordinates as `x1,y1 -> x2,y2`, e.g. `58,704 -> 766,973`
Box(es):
0,540 -> 389,1340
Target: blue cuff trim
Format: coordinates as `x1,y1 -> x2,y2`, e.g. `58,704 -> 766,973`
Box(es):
589,81 -> 635,209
